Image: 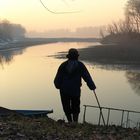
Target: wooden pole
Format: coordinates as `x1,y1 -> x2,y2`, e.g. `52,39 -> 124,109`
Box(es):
94,91 -> 106,126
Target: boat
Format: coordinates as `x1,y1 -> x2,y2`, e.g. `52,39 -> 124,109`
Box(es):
0,107 -> 53,117
15,109 -> 53,117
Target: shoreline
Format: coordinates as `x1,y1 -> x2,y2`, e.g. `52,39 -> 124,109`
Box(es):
0,113 -> 140,139
79,44 -> 140,68
0,37 -> 99,51
0,38 -> 59,51
54,43 -> 140,68
1,38 -> 140,68
1,40 -> 140,139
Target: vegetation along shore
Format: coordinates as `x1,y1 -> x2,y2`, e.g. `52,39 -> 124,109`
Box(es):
0,113 -> 140,140
54,42 -> 140,68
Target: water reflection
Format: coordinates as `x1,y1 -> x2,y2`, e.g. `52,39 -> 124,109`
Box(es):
52,48 -> 140,95
0,48 -> 25,65
1,42 -> 140,125
52,49 -> 140,70
126,71 -> 140,95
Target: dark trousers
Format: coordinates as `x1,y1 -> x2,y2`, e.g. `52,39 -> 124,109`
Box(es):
60,92 -> 80,122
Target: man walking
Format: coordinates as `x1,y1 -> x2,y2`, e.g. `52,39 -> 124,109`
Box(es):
54,48 -> 96,123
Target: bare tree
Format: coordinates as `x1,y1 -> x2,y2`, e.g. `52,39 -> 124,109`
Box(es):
104,0 -> 140,41
125,0 -> 140,33
107,21 -> 122,35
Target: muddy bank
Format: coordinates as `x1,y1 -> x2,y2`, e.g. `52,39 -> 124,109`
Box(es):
54,43 -> 140,67
80,44 -> 140,65
0,114 -> 140,140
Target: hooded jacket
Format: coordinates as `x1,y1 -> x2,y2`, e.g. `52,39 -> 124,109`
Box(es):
54,60 -> 96,96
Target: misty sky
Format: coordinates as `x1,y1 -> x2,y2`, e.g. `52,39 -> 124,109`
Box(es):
0,0 -> 128,33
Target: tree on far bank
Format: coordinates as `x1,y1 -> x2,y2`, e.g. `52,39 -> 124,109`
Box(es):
102,0 -> 140,43
125,0 -> 140,33
0,20 -> 12,40
0,19 -> 26,41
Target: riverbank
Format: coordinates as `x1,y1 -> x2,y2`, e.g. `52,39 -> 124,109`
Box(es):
0,114 -> 140,140
1,38 -> 139,67
0,38 -> 99,51
54,43 -> 140,67
82,43 -> 140,64
0,38 -> 58,51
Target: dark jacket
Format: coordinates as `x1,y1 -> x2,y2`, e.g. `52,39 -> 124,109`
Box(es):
54,60 -> 96,96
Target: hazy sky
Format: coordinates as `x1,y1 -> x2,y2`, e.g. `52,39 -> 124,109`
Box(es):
0,0 -> 128,32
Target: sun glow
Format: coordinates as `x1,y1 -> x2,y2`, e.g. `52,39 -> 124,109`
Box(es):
0,0 -> 128,31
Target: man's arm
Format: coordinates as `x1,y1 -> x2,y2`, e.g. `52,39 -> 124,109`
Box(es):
54,64 -> 63,89
81,63 -> 96,91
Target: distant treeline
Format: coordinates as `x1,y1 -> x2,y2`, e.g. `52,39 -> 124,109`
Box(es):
102,0 -> 140,43
0,19 -> 26,42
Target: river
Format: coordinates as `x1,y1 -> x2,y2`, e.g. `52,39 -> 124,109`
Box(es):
0,42 -> 140,127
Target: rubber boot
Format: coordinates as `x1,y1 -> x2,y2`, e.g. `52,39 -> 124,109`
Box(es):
66,114 -> 72,122
73,113 -> 79,122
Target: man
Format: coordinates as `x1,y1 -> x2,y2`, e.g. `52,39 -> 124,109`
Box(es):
54,48 -> 96,123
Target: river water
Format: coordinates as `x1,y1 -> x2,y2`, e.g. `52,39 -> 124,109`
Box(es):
0,42 -> 140,127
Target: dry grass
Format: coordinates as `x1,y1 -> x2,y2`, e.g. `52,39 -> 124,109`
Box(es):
0,115 -> 140,140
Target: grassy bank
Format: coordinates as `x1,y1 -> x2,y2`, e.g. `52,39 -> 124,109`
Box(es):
0,114 -> 140,140
55,43 -> 140,67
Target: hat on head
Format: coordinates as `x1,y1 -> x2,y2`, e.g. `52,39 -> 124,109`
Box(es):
66,48 -> 79,60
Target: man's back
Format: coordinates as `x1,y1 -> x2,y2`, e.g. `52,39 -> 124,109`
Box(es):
54,60 -> 96,96
54,48 -> 96,123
